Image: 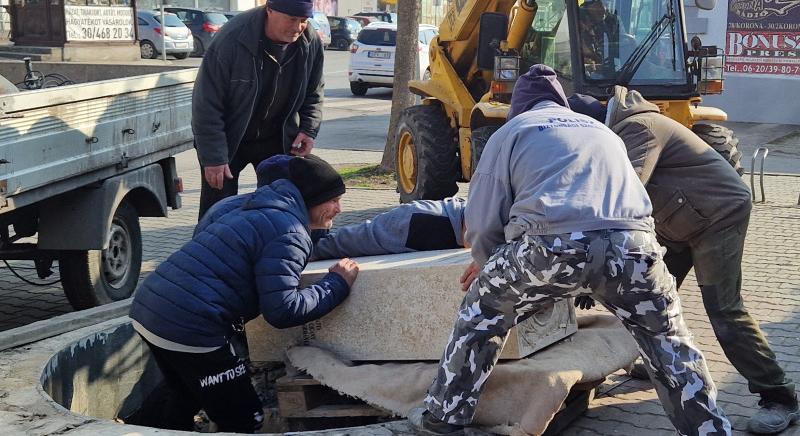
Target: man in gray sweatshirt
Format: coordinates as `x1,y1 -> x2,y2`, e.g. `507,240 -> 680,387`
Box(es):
409,65 -> 731,436
310,197 -> 466,260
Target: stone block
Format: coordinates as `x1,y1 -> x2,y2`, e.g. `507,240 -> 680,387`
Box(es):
247,249 -> 577,362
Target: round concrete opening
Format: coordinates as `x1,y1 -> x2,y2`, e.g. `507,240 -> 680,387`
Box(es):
39,321 -> 163,423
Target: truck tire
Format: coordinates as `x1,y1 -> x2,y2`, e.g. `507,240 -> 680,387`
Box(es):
470,125 -> 501,175
59,201 -> 142,310
692,123 -> 745,176
395,105 -> 460,203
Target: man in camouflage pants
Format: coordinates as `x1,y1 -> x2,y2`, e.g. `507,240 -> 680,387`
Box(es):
408,65 -> 731,436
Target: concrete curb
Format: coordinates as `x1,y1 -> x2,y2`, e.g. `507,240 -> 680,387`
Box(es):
0,315 -> 412,435
0,298 -> 131,351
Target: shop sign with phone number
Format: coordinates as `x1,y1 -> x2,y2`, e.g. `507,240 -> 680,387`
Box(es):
65,6 -> 135,42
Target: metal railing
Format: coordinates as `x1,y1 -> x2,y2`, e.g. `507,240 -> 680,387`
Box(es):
750,147 -> 768,203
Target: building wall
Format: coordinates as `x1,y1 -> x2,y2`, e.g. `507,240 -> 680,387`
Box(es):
685,0 -> 800,125
337,0 -> 377,16
0,0 -> 9,42
420,0 -> 448,26
230,0 -> 259,11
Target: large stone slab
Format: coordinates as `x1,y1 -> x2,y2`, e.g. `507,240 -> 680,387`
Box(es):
247,249 -> 577,362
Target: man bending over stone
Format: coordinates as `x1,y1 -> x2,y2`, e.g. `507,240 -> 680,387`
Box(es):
408,65 -> 731,436
130,155 -> 358,433
308,197 -> 467,260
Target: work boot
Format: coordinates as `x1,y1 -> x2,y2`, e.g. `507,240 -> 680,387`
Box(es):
408,407 -> 465,436
626,359 -> 651,381
747,396 -> 799,434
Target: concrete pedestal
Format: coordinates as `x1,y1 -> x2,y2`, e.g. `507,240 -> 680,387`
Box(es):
247,249 -> 577,362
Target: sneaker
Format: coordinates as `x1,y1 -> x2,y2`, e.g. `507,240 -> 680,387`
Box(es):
747,398 -> 799,434
408,407 -> 466,436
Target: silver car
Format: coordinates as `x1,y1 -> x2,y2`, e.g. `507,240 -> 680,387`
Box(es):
137,10 -> 194,59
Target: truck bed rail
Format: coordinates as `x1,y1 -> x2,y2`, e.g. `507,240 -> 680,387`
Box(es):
0,68 -> 197,212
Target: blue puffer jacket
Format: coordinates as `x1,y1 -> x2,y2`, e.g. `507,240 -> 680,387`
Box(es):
129,179 -> 349,348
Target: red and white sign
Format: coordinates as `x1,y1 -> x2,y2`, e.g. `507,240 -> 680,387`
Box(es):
726,0 -> 800,76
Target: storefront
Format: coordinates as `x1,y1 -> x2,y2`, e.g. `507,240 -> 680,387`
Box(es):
687,0 -> 800,124
9,0 -> 139,60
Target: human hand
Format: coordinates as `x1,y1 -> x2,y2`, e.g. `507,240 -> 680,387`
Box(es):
329,258 -> 359,287
574,295 -> 596,310
204,164 -> 233,189
290,132 -> 315,156
460,261 -> 480,292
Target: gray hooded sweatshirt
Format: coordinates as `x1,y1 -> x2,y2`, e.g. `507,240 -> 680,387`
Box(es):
466,100 -> 654,265
606,86 -> 751,242
311,197 -> 466,260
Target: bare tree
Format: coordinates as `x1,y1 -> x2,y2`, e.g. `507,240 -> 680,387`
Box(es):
380,0 -> 421,171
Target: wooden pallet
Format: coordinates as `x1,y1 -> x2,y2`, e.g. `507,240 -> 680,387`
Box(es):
277,373 -> 603,432
276,373 -> 391,419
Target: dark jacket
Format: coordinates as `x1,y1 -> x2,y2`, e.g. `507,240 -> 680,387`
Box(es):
129,179 -> 349,348
192,7 -> 325,167
606,86 -> 751,242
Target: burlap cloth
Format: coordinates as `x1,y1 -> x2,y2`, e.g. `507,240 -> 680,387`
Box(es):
287,314 -> 639,435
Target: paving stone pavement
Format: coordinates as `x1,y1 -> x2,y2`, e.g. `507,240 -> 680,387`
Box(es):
1,149 -> 799,434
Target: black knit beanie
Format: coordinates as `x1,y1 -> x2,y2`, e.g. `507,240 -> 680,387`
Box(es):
256,155 -> 345,208
268,0 -> 313,18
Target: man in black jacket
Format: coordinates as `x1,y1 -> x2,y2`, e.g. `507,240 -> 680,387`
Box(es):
192,0 -> 324,218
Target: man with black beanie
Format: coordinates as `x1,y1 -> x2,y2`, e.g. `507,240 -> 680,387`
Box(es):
193,0 -> 325,219
130,154 -> 356,433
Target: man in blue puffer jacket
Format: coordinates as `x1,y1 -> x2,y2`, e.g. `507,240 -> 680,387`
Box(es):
130,154 -> 358,433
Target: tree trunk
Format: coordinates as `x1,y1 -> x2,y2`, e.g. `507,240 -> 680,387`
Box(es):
380,0 -> 421,171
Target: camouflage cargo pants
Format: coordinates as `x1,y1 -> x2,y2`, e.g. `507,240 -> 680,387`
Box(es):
424,229 -> 732,436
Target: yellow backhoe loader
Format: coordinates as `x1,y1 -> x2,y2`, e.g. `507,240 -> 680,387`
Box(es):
395,0 -> 743,202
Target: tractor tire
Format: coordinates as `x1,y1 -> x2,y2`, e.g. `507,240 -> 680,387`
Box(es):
470,125 -> 501,175
395,105 -> 460,203
692,123 -> 745,176
59,201 -> 142,310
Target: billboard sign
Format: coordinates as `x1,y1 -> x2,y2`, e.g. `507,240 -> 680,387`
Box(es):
726,0 -> 800,76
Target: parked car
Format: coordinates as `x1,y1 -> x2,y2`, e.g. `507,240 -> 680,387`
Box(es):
348,22 -> 438,96
163,7 -> 227,57
221,10 -> 241,20
137,10 -> 193,59
311,11 -> 331,49
307,18 -> 331,48
348,15 -> 378,27
352,11 -> 395,23
327,16 -> 362,50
